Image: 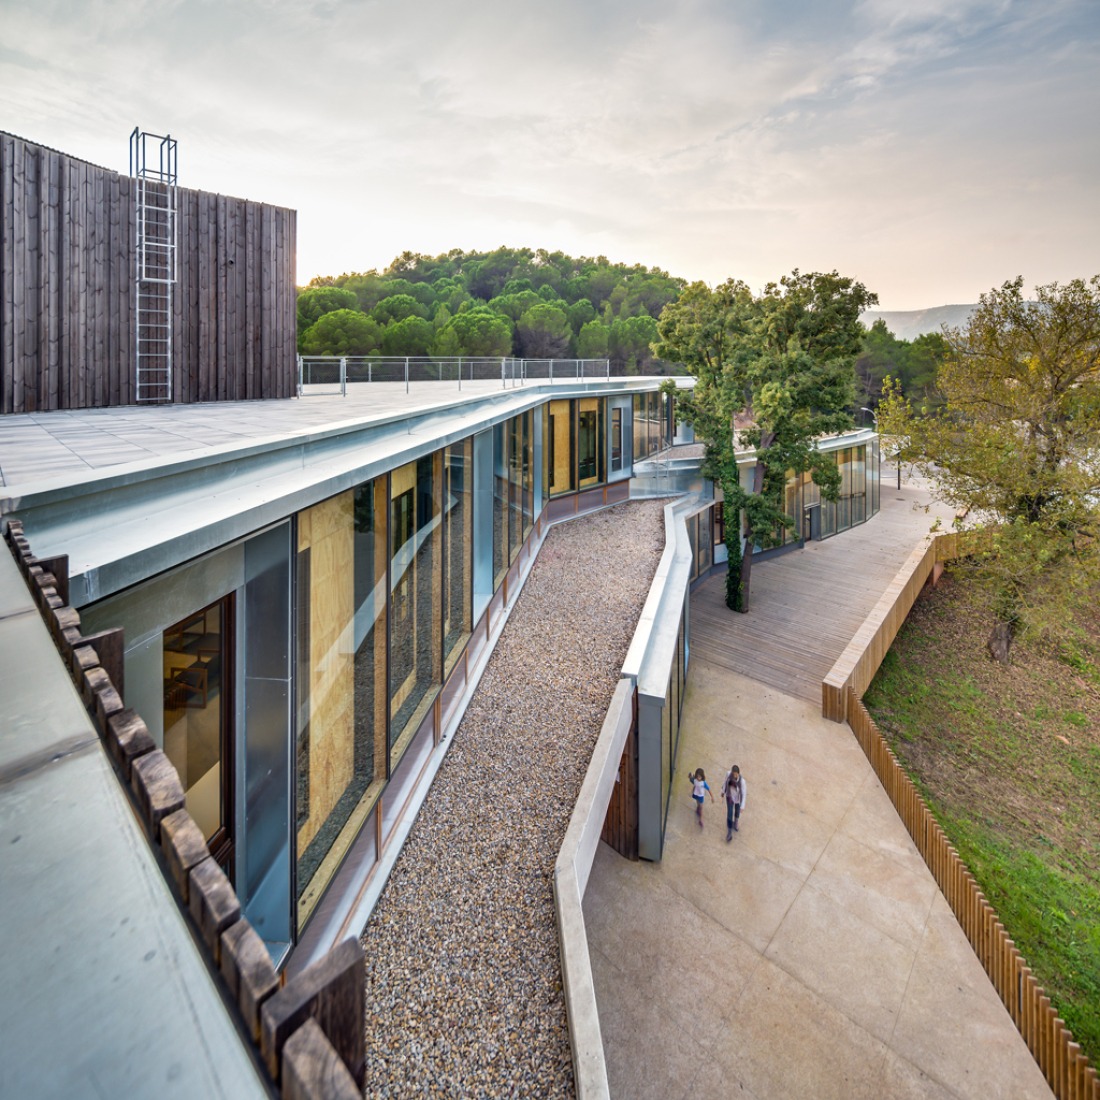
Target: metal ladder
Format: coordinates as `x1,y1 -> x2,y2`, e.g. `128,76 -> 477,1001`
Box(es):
130,128 -> 178,403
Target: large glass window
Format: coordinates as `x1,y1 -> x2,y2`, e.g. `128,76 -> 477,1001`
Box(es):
852,446 -> 867,523
633,393 -> 647,460
545,399 -> 574,496
870,435 -> 880,514
493,422 -> 508,584
390,455 -> 442,761
163,596 -> 233,869
578,397 -> 605,488
611,408 -> 623,472
520,409 -> 533,541
508,415 -> 524,562
295,484 -> 387,926
783,474 -> 803,546
443,440 -> 472,675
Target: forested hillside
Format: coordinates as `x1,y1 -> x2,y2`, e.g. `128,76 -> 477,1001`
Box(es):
855,319 -> 948,411
298,246 -> 686,373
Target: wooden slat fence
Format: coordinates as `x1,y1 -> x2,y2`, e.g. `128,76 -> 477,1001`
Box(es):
839,628 -> 1098,1098
822,531 -> 957,720
1,131 -> 296,412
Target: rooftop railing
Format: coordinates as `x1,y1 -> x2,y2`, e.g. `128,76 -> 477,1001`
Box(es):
297,355 -> 616,395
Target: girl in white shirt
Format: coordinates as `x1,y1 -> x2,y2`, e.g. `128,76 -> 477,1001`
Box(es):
689,768 -> 714,829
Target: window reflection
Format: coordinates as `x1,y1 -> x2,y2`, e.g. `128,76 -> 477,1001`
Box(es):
163,597 -> 232,868
389,454 -> 442,761
443,440 -> 472,675
296,483 -> 387,926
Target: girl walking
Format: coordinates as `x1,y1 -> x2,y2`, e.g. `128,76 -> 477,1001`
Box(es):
688,768 -> 714,829
722,765 -> 747,841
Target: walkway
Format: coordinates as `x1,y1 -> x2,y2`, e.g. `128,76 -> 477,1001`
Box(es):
583,474 -> 1054,1099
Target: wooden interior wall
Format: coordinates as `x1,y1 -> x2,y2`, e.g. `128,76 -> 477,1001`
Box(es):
0,132 -> 296,413
297,492 -> 356,855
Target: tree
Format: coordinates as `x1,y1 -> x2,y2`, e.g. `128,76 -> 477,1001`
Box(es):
515,303 -> 572,359
297,286 -> 358,341
855,321 -> 948,412
878,276 -> 1100,663
567,298 -> 597,334
435,307 -> 513,357
380,315 -> 434,356
300,309 -> 381,356
657,270 -> 876,611
610,314 -> 659,372
576,319 -> 609,359
487,290 -> 541,323
372,294 -> 429,326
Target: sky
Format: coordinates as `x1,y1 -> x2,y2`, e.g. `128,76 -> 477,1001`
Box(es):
1,0 -> 1097,310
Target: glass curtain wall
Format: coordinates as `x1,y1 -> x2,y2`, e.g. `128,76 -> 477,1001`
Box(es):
295,482 -> 387,925
390,454 -> 442,761
775,441 -> 878,545
443,439 -> 473,677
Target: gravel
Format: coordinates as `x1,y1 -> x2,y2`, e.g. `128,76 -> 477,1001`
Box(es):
361,498 -> 669,1097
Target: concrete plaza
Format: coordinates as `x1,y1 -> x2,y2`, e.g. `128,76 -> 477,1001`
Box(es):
584,477 -> 1054,1100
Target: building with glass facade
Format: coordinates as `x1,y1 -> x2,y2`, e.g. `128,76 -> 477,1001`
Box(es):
23,382 -> 675,968
5,380 -> 885,970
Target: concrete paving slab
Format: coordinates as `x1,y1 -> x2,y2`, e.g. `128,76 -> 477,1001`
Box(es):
717,958 -> 891,1100
763,880 -> 916,1043
584,475 -> 1054,1098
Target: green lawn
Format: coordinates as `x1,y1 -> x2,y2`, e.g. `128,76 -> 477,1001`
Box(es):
864,571 -> 1100,1068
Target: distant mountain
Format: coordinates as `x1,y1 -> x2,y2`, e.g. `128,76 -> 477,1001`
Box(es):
860,304 -> 976,341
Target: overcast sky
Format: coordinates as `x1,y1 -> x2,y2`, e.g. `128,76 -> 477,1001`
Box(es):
2,0 -> 1097,309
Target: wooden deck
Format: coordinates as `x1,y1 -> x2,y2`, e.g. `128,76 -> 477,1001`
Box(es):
691,478 -> 954,702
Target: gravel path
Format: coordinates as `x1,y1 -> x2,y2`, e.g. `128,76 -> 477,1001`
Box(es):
361,498 -> 668,1097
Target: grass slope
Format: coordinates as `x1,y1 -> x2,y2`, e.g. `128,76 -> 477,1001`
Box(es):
864,571 -> 1100,1067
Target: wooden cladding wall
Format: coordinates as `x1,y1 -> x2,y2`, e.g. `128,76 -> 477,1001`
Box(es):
1,132 -> 296,412
600,722 -> 639,860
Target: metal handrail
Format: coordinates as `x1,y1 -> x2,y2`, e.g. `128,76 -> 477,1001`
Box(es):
296,357 -> 616,395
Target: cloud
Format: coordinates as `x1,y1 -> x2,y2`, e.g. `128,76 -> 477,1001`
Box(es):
1,0 -> 1097,306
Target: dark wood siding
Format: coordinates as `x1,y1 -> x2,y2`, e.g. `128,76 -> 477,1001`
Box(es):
601,721 -> 639,860
0,132 -> 296,412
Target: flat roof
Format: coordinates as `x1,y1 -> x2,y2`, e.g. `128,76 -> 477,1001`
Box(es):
0,378 -> 687,606
0,377 -> 683,491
